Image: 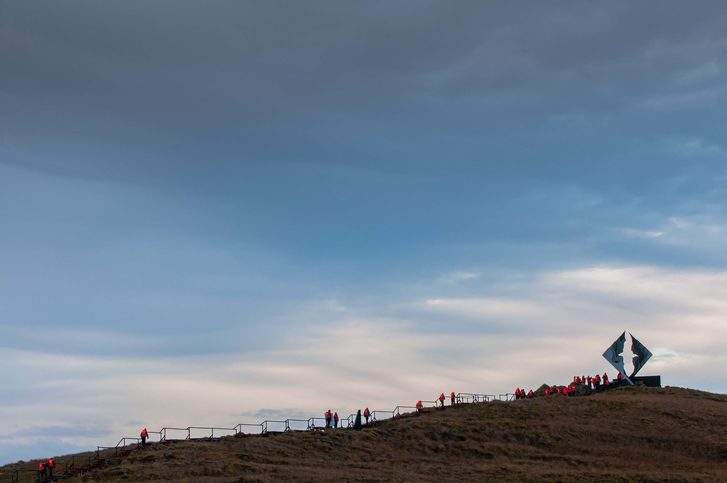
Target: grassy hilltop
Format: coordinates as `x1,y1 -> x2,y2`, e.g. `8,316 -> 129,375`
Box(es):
2,386 -> 726,482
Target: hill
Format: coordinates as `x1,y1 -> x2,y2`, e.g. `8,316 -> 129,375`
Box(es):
2,386 -> 727,481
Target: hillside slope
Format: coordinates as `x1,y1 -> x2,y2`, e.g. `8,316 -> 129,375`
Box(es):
3,386 -> 727,481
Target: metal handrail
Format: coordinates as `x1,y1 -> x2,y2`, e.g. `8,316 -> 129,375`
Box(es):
307,417 -> 327,429
75,386 -> 524,481
234,423 -> 264,435
371,409 -> 394,422
188,426 -> 237,439
393,405 -> 417,417
160,427 -> 190,441
261,420 -> 286,433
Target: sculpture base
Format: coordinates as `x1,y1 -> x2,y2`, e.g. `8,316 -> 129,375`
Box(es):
632,375 -> 661,387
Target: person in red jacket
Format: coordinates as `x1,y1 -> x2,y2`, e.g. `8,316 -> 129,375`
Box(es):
363,407 -> 370,424
47,457 -> 55,479
450,391 -> 456,405
325,409 -> 332,428
527,389 -> 534,398
438,392 -> 446,407
140,427 -> 149,448
333,412 -> 339,428
416,400 -> 423,414
38,462 -> 47,482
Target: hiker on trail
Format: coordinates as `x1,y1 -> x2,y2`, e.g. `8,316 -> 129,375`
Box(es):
140,427 -> 149,448
416,400 -> 423,414
602,372 -> 609,384
363,407 -> 370,424
450,391 -> 456,405
354,410 -> 362,431
333,412 -> 339,428
617,372 -> 623,381
325,409 -> 332,428
527,389 -> 534,398
438,393 -> 446,407
38,462 -> 47,482
47,457 -> 55,479
587,376 -> 593,388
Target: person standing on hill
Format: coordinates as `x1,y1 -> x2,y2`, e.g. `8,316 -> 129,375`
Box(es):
333,412 -> 339,428
140,427 -> 149,448
38,462 -> 47,482
47,457 -> 55,479
354,410 -> 362,430
363,407 -> 370,424
438,393 -> 446,407
416,400 -> 423,414
325,409 -> 332,428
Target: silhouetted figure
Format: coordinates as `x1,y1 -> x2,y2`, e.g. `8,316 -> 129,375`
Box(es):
450,391 -> 456,405
140,427 -> 149,448
363,407 -> 370,424
325,409 -> 332,428
354,410 -> 362,430
333,412 -> 339,428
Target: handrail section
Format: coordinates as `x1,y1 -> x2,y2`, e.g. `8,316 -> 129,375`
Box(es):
5,388 -> 523,482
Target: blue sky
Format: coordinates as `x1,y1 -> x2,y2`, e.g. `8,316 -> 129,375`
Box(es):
2,0 -> 727,464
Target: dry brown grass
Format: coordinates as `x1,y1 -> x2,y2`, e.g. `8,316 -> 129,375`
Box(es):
3,385 -> 727,482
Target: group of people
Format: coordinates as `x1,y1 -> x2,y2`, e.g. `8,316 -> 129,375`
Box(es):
416,391 -> 456,413
514,388 -> 534,399
515,372 -> 622,399
37,457 -> 55,482
323,409 -> 340,428
323,407 -> 373,429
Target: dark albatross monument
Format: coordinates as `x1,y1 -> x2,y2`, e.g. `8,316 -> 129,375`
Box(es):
603,331 -> 661,387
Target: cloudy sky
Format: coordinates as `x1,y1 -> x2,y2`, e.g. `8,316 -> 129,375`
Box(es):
2,0 -> 727,464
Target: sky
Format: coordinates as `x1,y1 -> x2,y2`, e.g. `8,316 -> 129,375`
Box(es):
2,0 -> 727,464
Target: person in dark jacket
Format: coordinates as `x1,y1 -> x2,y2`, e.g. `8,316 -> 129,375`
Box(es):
354,410 -> 363,430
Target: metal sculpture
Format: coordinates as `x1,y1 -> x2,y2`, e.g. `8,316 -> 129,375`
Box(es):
602,331 -> 653,384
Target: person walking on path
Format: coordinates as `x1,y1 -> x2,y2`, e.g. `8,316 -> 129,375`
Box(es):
47,457 -> 55,479
438,392 -> 446,407
333,412 -> 339,428
140,427 -> 149,448
354,410 -> 362,430
363,407 -> 370,424
38,462 -> 47,483
416,400 -> 423,414
450,391 -> 456,405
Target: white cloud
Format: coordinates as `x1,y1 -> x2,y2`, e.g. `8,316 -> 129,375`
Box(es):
3,264 -> 727,464
617,228 -> 664,239
439,271 -> 480,284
